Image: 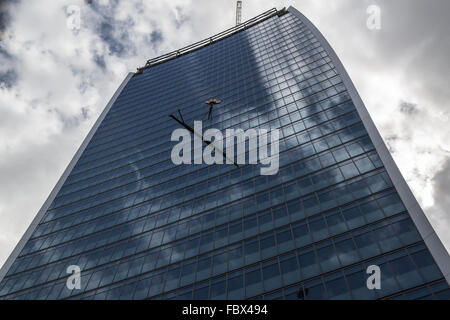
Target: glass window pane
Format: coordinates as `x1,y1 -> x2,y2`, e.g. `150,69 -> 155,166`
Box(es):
193,283 -> 209,300
245,266 -> 263,298
334,239 -> 359,266
134,278 -> 151,299
304,279 -> 326,300
309,216 -> 329,241
378,194 -> 405,216
317,245 -> 340,273
180,261 -> 196,286
411,250 -> 442,282
280,254 -> 301,285
391,219 -> 421,245
210,276 -> 226,300
389,256 -> 423,289
377,263 -> 400,297
373,226 -> 402,252
325,210 -> 347,235
360,200 -> 384,223
354,232 -> 380,259
287,200 -> 305,222
244,239 -> 260,264
212,253 -> 227,276
260,233 -> 276,259
262,259 -> 282,291
228,272 -> 244,299
325,276 -> 350,300
298,249 -> 320,279
276,228 -> 294,253
292,221 -> 311,247
342,206 -> 365,229
346,270 -> 376,300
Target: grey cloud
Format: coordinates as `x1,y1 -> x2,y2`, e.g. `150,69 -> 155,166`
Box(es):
173,6 -> 189,29
385,134 -> 400,153
431,158 -> 450,210
0,0 -> 18,34
399,101 -> 419,115
370,0 -> 450,107
428,157 -> 450,249
93,53 -> 106,71
99,21 -> 127,56
0,3 -> 15,82
150,30 -> 163,51
301,0 -> 450,109
82,0 -> 137,57
81,107 -> 90,120
0,69 -> 17,88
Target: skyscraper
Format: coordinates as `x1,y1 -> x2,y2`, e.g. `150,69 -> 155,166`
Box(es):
0,6 -> 449,300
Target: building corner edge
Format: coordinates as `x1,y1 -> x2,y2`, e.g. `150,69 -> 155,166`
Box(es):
288,6 -> 450,285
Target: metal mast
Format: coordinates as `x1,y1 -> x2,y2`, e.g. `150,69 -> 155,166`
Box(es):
236,1 -> 242,25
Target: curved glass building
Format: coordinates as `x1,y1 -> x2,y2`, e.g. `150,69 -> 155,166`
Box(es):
0,6 -> 448,300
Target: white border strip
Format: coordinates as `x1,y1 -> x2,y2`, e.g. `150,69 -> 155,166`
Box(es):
288,6 -> 449,285
0,72 -> 135,284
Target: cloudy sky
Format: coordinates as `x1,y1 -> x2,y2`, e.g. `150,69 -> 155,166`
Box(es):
0,0 -> 449,268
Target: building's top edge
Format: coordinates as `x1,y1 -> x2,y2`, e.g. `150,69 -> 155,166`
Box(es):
135,7 -> 287,75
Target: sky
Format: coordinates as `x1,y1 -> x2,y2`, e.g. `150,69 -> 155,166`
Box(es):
0,0 -> 449,268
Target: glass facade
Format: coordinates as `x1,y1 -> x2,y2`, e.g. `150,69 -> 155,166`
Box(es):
0,7 -> 448,300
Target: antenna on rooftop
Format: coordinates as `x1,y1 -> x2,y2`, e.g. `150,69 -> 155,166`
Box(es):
236,1 -> 242,25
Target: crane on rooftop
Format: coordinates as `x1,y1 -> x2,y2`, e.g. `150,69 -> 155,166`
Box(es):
236,1 -> 242,26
